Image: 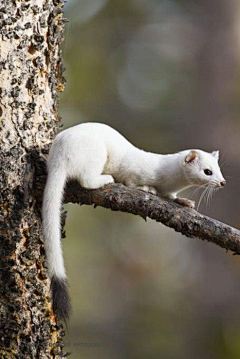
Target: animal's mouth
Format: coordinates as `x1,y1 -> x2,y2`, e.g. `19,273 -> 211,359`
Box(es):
209,183 -> 220,189
199,182 -> 222,189
209,181 -> 226,189
192,180 -> 226,188
195,180 -> 226,211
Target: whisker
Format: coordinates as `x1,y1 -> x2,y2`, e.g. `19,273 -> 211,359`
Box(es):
205,187 -> 210,209
206,187 -> 214,209
219,160 -> 228,169
209,179 -> 219,188
220,152 -> 226,160
211,187 -> 216,200
219,151 -> 229,170
189,184 -> 206,198
205,186 -> 211,209
197,185 -> 210,211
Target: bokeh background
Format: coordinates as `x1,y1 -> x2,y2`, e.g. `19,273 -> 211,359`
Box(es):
59,1 -> 240,358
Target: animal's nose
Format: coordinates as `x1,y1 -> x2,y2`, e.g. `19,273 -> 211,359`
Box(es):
220,180 -> 226,187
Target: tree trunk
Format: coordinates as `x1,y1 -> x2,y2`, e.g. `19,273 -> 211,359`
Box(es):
0,0 -> 67,357
1,1 -> 239,357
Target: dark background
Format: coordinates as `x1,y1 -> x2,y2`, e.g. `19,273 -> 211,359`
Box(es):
60,1 -> 240,358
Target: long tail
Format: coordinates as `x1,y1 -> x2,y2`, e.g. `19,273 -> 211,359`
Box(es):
42,162 -> 71,320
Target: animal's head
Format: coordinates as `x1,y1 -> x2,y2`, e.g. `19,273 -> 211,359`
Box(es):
183,150 -> 226,188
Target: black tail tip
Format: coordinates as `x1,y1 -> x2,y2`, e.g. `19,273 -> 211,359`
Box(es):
51,276 -> 72,321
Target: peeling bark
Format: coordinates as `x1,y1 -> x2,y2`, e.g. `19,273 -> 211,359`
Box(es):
0,0 -> 67,357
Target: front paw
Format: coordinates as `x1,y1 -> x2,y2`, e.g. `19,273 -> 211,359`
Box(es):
174,197 -> 195,208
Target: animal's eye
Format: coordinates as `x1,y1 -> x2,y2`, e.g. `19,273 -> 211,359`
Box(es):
204,169 -> 212,176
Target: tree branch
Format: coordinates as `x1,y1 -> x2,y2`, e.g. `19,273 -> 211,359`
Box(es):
64,181 -> 240,255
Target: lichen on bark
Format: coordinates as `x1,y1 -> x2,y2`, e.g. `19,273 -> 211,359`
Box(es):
0,0 -> 67,357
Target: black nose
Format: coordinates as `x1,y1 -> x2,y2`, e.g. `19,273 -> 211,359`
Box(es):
220,180 -> 226,187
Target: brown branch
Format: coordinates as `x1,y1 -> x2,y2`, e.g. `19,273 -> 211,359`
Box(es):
64,181 -> 240,255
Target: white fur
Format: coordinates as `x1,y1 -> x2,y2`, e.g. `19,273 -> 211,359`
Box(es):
42,122 -> 225,279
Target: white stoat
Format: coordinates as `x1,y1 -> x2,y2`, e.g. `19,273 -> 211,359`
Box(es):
42,122 -> 226,319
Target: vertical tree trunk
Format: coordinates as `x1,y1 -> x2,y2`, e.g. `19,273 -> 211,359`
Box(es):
0,0 -> 67,357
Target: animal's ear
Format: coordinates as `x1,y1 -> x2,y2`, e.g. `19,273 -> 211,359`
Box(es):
212,150 -> 219,160
185,150 -> 198,164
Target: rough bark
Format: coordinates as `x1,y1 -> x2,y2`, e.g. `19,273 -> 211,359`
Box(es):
0,0 -> 67,357
63,182 -> 240,255
34,159 -> 240,257
1,0 -> 239,357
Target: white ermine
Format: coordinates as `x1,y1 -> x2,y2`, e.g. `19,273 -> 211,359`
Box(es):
42,122 -> 226,320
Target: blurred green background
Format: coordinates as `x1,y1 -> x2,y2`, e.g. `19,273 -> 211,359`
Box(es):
59,0 -> 240,358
